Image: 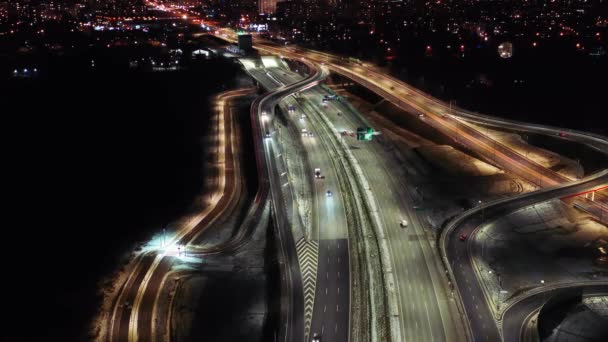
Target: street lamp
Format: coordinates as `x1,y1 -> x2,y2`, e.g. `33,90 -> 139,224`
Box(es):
479,200 -> 484,225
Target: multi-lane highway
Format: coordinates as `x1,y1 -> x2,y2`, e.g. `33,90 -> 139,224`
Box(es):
294,80 -> 466,342
244,58 -> 470,341
248,60 -> 330,342
243,60 -> 351,342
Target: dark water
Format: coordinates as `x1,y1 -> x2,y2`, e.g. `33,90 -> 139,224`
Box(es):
3,56 -> 244,341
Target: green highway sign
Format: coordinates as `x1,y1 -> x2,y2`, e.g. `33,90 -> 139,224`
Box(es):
357,127 -> 374,141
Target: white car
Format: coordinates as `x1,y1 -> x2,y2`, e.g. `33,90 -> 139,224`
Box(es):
312,333 -> 321,342
326,190 -> 333,197
400,220 -> 408,228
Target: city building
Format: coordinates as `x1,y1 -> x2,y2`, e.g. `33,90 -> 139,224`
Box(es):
259,0 -> 277,14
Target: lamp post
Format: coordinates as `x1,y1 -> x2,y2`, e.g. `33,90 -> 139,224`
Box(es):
479,200 -> 484,225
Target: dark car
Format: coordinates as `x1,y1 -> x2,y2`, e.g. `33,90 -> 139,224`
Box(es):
459,234 -> 467,241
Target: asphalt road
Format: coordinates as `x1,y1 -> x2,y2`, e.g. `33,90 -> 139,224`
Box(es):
502,285 -> 608,342
250,64 -> 351,342
310,85 -> 465,341
446,167 -> 608,341
252,62 -> 329,342
108,89 -> 258,342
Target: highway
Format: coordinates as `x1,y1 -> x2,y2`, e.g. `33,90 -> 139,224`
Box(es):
105,88 -> 266,342
244,61 -> 351,342
249,60 -> 470,341
247,60 -> 329,342
503,285 -> 608,342
297,82 -> 466,342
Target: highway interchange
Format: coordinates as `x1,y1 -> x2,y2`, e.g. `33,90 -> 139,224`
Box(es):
224,33 -> 608,342
99,11 -> 608,341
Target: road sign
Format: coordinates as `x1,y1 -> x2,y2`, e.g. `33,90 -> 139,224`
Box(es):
357,127 -> 374,141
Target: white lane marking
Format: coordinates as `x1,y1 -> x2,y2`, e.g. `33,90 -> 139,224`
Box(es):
322,325 -> 325,334
335,323 -> 338,333
326,288 -> 328,295
424,301 -> 435,341
326,272 -> 329,280
324,305 -> 326,313
337,257 -> 340,263
336,304 -> 339,312
337,287 -> 340,294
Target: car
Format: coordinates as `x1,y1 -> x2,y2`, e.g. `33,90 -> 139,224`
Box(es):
390,86 -> 395,90
312,333 -> 321,342
400,220 -> 408,228
337,112 -> 342,116
261,110 -> 267,116
301,113 -> 306,119
314,168 -> 321,178
326,190 -> 333,197
459,234 -> 467,241
308,132 -> 314,137
558,131 -> 568,137
265,131 -> 271,138
418,113 -> 425,118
